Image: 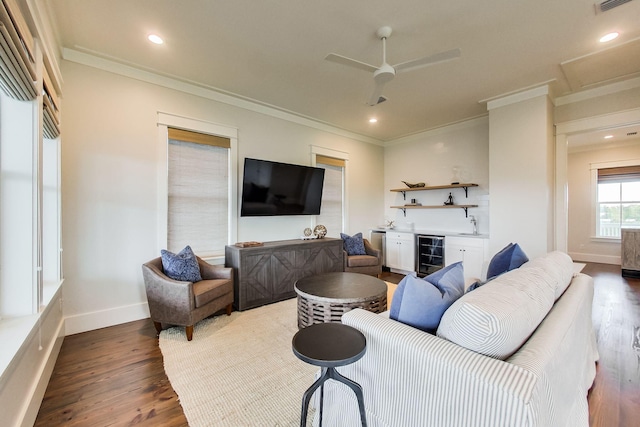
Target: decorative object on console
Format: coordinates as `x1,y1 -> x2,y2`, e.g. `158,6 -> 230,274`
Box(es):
313,224 -> 327,238
340,232 -> 367,256
444,192 -> 455,205
486,243 -> 528,280
384,220 -> 395,229
401,180 -> 426,188
160,245 -> 202,282
234,241 -> 264,248
389,261 -> 465,333
303,227 -> 312,236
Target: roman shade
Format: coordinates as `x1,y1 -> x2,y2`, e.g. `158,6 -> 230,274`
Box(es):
0,0 -> 36,101
42,67 -> 60,139
597,165 -> 640,183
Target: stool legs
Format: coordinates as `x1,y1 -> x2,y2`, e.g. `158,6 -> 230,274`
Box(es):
300,367 -> 367,427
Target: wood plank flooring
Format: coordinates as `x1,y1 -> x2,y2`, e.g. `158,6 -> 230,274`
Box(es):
34,264 -> 640,426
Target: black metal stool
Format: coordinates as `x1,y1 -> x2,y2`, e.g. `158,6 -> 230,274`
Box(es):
292,322 -> 367,427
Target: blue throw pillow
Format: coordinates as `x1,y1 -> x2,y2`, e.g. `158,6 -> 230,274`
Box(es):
389,262 -> 465,333
340,232 -> 366,255
161,245 -> 203,282
486,243 -> 528,280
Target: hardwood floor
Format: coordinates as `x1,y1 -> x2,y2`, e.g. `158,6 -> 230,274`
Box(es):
35,264 -> 640,426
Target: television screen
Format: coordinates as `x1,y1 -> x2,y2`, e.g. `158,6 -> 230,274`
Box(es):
240,158 -> 325,216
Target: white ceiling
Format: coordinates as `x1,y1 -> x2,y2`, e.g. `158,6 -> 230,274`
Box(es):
46,0 -> 640,142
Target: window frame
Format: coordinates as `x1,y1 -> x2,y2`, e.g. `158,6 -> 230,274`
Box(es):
590,159 -> 640,241
157,113 -> 238,264
311,146 -> 349,235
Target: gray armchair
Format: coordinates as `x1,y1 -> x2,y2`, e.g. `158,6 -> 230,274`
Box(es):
343,238 -> 383,278
142,256 -> 234,341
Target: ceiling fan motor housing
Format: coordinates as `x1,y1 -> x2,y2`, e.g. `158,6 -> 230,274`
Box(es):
374,63 -> 396,83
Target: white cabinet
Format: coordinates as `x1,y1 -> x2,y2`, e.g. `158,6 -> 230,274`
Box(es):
445,236 -> 488,283
385,232 -> 415,273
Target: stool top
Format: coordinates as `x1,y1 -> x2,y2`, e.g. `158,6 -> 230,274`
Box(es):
292,323 -> 366,368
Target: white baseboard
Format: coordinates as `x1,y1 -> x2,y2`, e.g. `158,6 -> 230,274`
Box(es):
65,302 -> 150,336
568,252 -> 621,265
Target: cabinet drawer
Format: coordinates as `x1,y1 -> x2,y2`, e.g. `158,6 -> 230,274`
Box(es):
386,232 -> 414,242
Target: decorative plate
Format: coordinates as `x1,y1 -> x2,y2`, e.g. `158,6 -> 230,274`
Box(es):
303,227 -> 312,236
313,224 -> 327,238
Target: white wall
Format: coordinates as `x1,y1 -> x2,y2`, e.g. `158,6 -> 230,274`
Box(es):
384,117 -> 490,234
60,59 -> 384,334
567,141 -> 640,264
488,91 -> 554,259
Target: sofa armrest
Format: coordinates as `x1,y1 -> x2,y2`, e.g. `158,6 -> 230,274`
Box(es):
198,258 -> 233,281
321,309 -> 538,426
142,262 -> 195,319
363,238 -> 381,259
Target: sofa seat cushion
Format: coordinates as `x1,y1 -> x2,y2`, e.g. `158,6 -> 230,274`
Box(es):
346,254 -> 379,268
193,278 -> 233,308
437,263 -> 556,359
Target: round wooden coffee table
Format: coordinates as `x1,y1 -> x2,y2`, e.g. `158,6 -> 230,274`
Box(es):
294,272 -> 387,329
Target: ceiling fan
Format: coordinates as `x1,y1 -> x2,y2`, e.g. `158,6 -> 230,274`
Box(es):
325,26 -> 461,106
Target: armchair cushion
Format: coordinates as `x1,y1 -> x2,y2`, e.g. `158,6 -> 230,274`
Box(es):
340,232 -> 366,255
346,254 -> 379,268
193,279 -> 233,308
161,245 -> 202,282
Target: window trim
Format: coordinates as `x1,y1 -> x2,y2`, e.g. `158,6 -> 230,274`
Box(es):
590,158 -> 640,240
157,113 -> 238,264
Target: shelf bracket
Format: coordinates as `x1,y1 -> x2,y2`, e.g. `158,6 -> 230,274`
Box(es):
400,208 -> 407,217
400,191 -> 407,200
462,206 -> 469,217
462,186 -> 469,198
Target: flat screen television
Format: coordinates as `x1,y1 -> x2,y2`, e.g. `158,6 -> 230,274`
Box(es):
240,158 -> 325,216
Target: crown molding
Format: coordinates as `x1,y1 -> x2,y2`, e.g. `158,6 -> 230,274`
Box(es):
62,48 -> 383,146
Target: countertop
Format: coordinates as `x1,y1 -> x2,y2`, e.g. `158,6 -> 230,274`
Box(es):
370,228 -> 488,238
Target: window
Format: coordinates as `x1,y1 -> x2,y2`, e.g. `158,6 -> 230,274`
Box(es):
315,153 -> 347,238
595,165 -> 640,238
157,113 -> 238,262
167,128 -> 230,257
0,90 -> 36,317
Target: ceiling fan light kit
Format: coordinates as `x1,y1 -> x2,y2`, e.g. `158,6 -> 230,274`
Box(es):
325,26 -> 461,106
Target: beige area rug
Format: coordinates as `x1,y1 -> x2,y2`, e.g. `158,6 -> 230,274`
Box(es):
159,298 -> 316,427
159,282 -> 397,426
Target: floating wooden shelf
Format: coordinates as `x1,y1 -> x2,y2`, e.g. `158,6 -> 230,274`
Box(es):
391,204 -> 478,217
390,183 -> 478,199
390,183 -> 479,217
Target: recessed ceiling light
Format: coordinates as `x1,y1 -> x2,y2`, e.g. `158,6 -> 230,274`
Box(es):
604,135 -> 614,139
599,32 -> 619,43
369,118 -> 378,123
148,34 -> 164,45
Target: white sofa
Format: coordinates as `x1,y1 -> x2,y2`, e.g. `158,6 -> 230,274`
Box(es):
317,251 -> 599,427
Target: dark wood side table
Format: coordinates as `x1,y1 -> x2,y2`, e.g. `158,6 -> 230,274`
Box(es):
294,272 -> 387,328
292,322 -> 367,427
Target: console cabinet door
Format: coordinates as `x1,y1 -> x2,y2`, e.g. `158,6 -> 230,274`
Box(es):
386,232 -> 415,273
445,236 -> 487,282
226,238 -> 343,310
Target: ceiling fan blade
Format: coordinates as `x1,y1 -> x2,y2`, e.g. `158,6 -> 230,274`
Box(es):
367,80 -> 387,106
394,48 -> 461,73
325,53 -> 378,73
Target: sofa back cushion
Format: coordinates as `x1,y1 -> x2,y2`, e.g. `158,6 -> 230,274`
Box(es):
437,261 -> 557,359
521,251 -> 574,300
